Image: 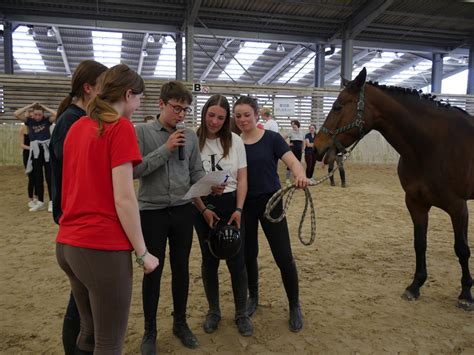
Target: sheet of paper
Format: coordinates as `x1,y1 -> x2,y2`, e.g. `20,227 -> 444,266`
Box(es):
182,170 -> 232,199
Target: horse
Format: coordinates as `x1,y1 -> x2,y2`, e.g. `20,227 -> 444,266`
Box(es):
314,67 -> 474,311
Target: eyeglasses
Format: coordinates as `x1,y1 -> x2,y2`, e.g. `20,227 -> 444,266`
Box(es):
166,102 -> 192,114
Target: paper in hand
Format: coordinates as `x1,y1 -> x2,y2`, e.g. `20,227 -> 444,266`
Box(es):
182,170 -> 232,199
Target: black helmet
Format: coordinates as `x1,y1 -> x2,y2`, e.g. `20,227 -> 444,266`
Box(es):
208,221 -> 242,259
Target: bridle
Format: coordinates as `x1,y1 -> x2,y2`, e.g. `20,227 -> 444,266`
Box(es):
320,83 -> 366,154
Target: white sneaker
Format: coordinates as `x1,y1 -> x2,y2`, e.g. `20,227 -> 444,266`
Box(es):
28,199 -> 38,208
29,201 -> 46,212
48,201 -> 53,213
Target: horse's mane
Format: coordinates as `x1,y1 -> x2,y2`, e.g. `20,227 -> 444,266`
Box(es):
366,81 -> 470,115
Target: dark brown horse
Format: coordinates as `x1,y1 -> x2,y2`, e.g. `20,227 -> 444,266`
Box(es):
314,68 -> 474,310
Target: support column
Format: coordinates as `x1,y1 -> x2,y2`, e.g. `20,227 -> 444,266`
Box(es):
185,24 -> 194,82
4,22 -> 14,74
467,44 -> 474,95
340,31 -> 353,85
176,33 -> 183,80
431,53 -> 443,93
314,44 -> 325,88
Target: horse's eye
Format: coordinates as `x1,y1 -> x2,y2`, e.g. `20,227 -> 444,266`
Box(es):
332,103 -> 343,112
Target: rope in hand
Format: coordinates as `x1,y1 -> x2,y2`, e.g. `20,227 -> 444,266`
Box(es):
263,138 -> 362,246
263,184 -> 316,246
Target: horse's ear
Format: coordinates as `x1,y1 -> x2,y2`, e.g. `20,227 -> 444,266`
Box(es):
353,67 -> 367,89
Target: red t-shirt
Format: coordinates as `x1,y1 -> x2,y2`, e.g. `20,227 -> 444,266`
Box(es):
56,117 -> 142,251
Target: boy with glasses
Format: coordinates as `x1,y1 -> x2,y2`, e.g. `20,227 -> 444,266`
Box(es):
133,81 -> 205,353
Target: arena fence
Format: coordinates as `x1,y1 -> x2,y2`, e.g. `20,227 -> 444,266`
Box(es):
1,74 -> 473,166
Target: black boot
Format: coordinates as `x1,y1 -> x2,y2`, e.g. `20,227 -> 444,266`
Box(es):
289,303 -> 303,332
62,316 -> 80,355
173,315 -> 198,349
232,268 -> 253,336
140,321 -> 157,355
247,282 -> 259,317
74,349 -> 93,355
203,311 -> 221,334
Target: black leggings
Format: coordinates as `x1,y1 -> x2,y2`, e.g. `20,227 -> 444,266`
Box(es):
32,147 -> 51,202
304,152 -> 317,179
243,193 -> 299,307
22,150 -> 35,198
140,203 -> 195,325
194,192 -> 247,317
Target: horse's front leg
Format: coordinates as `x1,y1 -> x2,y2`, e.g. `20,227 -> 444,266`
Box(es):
449,200 -> 473,311
403,196 -> 430,300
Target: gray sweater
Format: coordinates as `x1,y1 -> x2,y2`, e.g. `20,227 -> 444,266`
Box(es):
133,119 -> 205,210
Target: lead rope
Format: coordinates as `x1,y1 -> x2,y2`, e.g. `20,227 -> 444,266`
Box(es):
263,137 -> 362,246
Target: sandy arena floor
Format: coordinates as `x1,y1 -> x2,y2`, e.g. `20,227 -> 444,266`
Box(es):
0,163 -> 473,354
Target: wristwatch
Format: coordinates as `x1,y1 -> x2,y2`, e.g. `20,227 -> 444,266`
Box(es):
135,249 -> 148,267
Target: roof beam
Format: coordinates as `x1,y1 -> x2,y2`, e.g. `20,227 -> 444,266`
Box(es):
328,0 -> 393,42
375,57 -> 426,83
199,38 -> 233,81
137,32 -> 149,75
52,26 -> 71,76
257,45 -> 305,85
325,49 -> 370,81
187,0 -> 201,26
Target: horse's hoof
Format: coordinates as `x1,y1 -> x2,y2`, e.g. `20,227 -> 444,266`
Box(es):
401,289 -> 419,301
457,299 -> 474,311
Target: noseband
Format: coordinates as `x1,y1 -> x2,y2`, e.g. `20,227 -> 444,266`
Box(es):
320,84 -> 366,153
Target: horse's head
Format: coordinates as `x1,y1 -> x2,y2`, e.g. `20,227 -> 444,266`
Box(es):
314,67 -> 371,163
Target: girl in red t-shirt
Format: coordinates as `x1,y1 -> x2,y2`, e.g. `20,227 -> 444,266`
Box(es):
55,64 -> 158,354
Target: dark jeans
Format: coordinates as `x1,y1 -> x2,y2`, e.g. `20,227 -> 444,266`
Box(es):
243,193 -> 299,307
32,146 -> 51,202
304,152 -> 317,179
193,192 -> 248,318
22,150 -> 34,198
140,203 -> 195,326
56,243 -> 132,354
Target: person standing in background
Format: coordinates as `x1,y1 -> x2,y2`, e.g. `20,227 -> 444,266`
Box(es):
56,64 -> 158,354
15,102 -> 57,212
50,59 -> 108,355
19,120 -> 37,208
285,119 -> 305,185
304,124 -> 317,184
134,81 -> 204,353
260,107 -> 279,133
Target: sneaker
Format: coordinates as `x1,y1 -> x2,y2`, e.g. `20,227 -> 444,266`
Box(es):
48,201 -> 53,212
29,201 -> 46,212
28,199 -> 38,208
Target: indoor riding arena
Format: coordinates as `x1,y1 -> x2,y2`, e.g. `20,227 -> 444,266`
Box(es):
1,1 -> 473,354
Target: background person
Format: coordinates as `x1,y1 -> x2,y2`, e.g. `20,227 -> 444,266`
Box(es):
133,81 -> 205,352
233,96 -> 309,333
50,59 -> 108,355
19,121 -> 37,208
15,102 -> 57,212
284,119 -> 304,184
56,64 -> 158,354
304,124 -> 317,184
192,94 -> 252,337
260,107 -> 279,133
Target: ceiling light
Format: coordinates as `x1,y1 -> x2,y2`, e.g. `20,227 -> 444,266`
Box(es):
411,65 -> 417,71
142,49 -> 148,57
219,53 -> 226,61
159,35 -> 167,44
47,27 -> 55,37
147,34 -> 155,43
57,44 -> 64,53
375,50 -> 382,59
239,40 -> 245,48
276,43 -> 285,52
26,25 -> 35,36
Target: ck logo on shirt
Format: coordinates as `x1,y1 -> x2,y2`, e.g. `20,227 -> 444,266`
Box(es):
202,154 -> 224,172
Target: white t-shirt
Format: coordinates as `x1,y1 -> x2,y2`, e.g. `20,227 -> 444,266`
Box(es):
200,132 -> 247,193
264,119 -> 279,133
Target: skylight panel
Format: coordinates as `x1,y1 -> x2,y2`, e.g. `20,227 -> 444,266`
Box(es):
352,51 -> 398,75
12,25 -> 47,72
217,41 -> 270,80
154,36 -> 186,79
385,59 -> 432,86
92,31 -> 122,67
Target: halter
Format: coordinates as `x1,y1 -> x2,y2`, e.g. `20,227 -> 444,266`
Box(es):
320,83 -> 366,154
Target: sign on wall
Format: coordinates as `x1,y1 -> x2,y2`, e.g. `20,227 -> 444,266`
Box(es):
274,98 -> 295,116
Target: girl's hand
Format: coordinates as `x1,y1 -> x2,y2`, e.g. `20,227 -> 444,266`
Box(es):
203,209 -> 220,228
294,175 -> 310,189
143,253 -> 159,274
227,210 -> 241,229
210,184 -> 226,195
